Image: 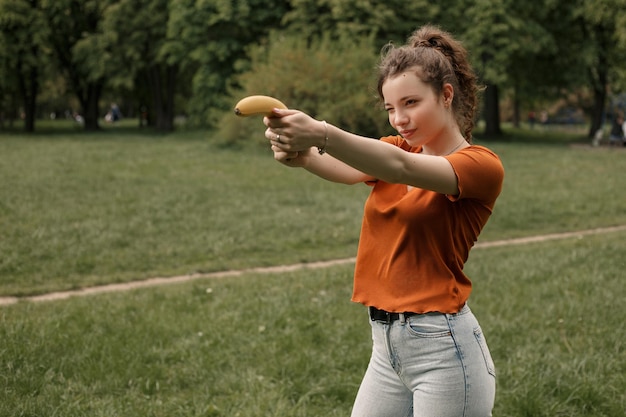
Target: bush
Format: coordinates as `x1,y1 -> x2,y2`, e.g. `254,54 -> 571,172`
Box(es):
219,32 -> 393,144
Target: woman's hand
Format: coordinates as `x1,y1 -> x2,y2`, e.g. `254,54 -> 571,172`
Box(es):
265,121 -> 305,167
268,141 -> 315,167
264,109 -> 325,153
263,108 -> 377,185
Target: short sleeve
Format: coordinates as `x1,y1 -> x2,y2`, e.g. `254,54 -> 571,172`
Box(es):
445,146 -> 504,204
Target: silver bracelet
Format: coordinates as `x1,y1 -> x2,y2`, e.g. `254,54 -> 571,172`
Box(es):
318,120 -> 328,155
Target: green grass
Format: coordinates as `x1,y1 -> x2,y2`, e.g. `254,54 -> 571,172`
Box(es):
1,232 -> 624,416
1,126 -> 625,296
0,128 -> 368,296
1,124 -> 625,416
483,134 -> 626,237
468,232 -> 625,416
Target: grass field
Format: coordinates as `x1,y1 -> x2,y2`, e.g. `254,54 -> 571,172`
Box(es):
1,123 -> 625,416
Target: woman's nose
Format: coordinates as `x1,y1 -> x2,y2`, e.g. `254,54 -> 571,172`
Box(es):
393,110 -> 409,126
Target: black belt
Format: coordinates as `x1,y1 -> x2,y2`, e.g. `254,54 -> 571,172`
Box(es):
369,306 -> 417,323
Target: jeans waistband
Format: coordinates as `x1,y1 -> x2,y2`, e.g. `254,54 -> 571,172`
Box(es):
369,304 -> 469,323
369,307 -> 415,323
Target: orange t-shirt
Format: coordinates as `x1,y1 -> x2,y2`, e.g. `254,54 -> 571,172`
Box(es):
352,136 -> 504,314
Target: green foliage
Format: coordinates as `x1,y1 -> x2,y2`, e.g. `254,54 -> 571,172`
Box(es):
220,32 -> 391,143
36,0 -> 113,129
100,0 -> 170,90
165,0 -> 292,126
0,0 -> 50,129
1,0 -> 626,134
283,0 -> 439,48
575,0 -> 626,91
0,0 -> 48,68
463,0 -> 559,90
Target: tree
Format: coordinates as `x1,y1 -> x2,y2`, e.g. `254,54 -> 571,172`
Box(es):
164,0 -> 292,127
497,2 -> 562,127
507,1 -> 584,124
41,0 -> 113,131
573,0 -> 626,137
463,0 -> 626,138
0,0 -> 48,132
2,0 -> 622,136
461,0 -> 532,136
102,0 -> 178,130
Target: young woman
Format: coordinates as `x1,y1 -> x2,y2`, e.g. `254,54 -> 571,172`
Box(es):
263,25 -> 504,417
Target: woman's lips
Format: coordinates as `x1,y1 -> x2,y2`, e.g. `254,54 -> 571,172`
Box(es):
400,129 -> 415,139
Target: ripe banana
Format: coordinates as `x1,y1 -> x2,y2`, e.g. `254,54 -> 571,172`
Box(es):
234,95 -> 287,117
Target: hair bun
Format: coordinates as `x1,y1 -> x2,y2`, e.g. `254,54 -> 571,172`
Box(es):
413,34 -> 451,59
414,38 -> 438,48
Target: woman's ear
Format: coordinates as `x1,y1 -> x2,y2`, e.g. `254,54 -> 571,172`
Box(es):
443,83 -> 454,108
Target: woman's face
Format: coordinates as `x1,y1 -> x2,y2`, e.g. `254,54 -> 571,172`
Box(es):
382,70 -> 449,148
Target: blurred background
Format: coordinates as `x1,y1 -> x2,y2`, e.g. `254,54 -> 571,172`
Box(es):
0,0 -> 625,141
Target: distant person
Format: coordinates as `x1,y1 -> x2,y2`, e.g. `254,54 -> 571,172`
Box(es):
609,113 -> 624,146
263,24 -> 503,416
111,103 -> 122,122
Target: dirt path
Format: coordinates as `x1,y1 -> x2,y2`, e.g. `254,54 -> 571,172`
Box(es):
2,225 -> 625,307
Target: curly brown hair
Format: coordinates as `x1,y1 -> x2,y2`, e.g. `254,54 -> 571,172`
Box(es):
377,25 -> 481,142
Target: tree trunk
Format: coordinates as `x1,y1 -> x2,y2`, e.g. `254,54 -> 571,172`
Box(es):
512,87 -> 520,128
163,65 -> 176,131
588,86 -> 606,138
17,56 -> 38,133
483,83 -> 502,137
147,64 -> 177,132
22,67 -> 38,133
586,22 -> 610,138
587,51 -> 608,138
81,83 -> 103,131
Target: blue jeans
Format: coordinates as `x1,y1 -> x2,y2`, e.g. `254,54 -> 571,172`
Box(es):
351,304 -> 496,417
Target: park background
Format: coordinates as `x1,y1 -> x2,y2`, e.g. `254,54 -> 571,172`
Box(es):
1,0 -> 625,416
1,0 -> 626,139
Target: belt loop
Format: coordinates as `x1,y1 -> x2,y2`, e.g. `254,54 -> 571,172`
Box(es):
399,313 -> 406,324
